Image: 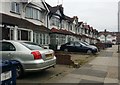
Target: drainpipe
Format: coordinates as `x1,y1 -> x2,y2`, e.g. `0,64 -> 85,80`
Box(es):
118,12 -> 119,52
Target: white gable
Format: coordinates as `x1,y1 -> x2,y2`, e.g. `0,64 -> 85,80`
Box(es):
73,20 -> 76,24
73,18 -> 78,24
56,10 -> 62,16
100,35 -> 105,39
107,34 -> 112,39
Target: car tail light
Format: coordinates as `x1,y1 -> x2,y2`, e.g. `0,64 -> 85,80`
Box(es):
31,51 -> 42,60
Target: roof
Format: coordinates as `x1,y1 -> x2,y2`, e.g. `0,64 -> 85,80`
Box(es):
50,5 -> 63,14
45,2 -> 52,9
64,15 -> 74,23
51,28 -> 74,35
46,3 -> 64,18
98,31 -> 120,43
98,31 -> 117,36
89,27 -> 93,31
1,13 -> 51,33
83,25 -> 89,30
78,22 -> 83,25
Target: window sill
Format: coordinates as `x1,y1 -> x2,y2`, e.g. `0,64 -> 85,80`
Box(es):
25,17 -> 43,23
10,11 -> 20,15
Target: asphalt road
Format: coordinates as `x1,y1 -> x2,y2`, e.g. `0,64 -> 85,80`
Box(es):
16,65 -> 75,84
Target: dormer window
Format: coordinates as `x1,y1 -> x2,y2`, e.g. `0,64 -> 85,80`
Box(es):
50,17 -> 60,28
11,2 -> 20,14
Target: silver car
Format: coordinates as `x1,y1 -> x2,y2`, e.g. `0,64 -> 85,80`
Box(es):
0,40 -> 56,78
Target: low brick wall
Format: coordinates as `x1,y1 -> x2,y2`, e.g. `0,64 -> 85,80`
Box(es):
95,43 -> 113,50
95,43 -> 106,50
55,53 -> 73,65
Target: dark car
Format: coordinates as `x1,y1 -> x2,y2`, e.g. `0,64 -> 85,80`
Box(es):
81,41 -> 98,49
1,60 -> 20,84
60,41 -> 98,54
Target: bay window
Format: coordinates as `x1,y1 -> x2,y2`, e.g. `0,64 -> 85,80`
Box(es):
17,29 -> 31,41
25,7 -> 41,20
33,32 -> 49,45
50,17 -> 60,28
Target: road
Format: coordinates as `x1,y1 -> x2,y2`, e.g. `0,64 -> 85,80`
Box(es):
16,65 -> 75,84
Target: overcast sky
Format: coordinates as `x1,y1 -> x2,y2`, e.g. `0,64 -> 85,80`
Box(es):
45,0 -> 120,32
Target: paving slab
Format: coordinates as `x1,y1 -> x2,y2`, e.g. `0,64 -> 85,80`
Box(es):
104,78 -> 119,83
91,65 -> 108,72
81,75 -> 104,82
108,57 -> 118,67
72,68 -> 107,78
80,79 -> 103,83
58,76 -> 81,83
104,83 -> 119,85
65,73 -> 104,82
98,51 -> 113,57
89,57 -> 112,66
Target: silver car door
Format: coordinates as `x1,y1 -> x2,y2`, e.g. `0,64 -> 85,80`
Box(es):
1,42 -> 16,60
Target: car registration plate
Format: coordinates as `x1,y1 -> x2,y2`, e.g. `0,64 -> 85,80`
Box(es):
1,71 -> 12,81
46,54 -> 52,59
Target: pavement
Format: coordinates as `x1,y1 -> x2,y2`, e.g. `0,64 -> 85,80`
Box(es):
57,45 -> 120,84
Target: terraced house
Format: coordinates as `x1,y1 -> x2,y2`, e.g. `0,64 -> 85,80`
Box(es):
98,31 -> 120,45
1,0 -> 51,48
0,0 -> 99,49
46,3 -> 99,49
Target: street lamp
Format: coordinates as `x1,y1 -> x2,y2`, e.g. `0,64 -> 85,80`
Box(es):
104,29 -> 107,44
118,1 -> 120,53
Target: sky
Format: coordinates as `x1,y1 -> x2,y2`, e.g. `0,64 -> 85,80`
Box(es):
45,0 -> 120,32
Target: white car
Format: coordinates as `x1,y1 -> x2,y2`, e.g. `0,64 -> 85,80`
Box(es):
0,40 -> 56,78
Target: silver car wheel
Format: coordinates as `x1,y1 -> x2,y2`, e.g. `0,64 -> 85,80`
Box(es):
16,65 -> 23,78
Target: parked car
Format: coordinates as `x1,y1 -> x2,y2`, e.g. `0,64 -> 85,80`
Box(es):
81,41 -> 98,49
0,40 -> 56,78
60,41 -> 98,54
1,60 -> 20,84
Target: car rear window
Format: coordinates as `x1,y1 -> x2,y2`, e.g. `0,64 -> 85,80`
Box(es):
21,42 -> 43,50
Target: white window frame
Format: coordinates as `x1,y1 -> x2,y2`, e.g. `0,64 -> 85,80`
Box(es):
33,32 -> 50,45
17,28 -> 32,41
25,7 -> 42,21
11,2 -> 20,14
